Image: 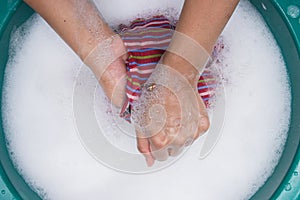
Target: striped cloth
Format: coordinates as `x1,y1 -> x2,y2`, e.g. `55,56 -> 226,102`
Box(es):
118,16 -> 219,122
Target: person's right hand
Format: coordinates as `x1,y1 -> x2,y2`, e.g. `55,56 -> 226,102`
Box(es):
132,54 -> 210,166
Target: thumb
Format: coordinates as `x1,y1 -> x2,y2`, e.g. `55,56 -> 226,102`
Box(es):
136,132 -> 155,167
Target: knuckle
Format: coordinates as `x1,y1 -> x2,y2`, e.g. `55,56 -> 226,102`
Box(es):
176,137 -> 188,147
193,116 -> 210,140
136,138 -> 149,153
151,137 -> 168,150
172,134 -> 188,147
137,144 -> 147,153
199,116 -> 210,133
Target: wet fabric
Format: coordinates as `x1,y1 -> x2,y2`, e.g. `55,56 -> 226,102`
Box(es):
119,16 -> 221,122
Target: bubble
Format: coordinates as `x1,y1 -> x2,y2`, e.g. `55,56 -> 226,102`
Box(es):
284,183 -> 292,191
1,190 -> 5,195
287,5 -> 300,18
293,171 -> 298,176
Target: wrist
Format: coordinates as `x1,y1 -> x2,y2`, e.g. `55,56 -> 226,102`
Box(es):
161,52 -> 200,87
83,34 -> 127,79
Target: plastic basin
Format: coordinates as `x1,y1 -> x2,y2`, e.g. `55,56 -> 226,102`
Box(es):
0,0 -> 299,199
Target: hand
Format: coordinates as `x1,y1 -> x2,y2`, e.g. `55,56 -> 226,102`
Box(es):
132,55 -> 210,166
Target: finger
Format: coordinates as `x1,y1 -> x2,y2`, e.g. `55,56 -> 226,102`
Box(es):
198,115 -> 210,134
150,117 -> 183,158
194,98 -> 210,140
149,130 -> 171,161
149,130 -> 169,150
150,145 -> 169,161
136,135 -> 155,167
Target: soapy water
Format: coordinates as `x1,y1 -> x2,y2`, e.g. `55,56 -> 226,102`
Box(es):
74,25 -> 225,172
2,0 -> 291,199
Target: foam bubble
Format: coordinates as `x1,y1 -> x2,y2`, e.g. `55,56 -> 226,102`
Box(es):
2,0 -> 291,200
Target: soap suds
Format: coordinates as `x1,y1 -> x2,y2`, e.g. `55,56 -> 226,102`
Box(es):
2,1 -> 291,200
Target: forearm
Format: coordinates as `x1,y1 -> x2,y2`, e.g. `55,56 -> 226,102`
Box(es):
163,0 -> 239,85
23,0 -> 114,60
24,0 -> 127,107
177,0 -> 239,53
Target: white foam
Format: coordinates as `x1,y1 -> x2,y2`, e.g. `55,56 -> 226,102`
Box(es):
2,0 -> 291,200
94,0 -> 184,27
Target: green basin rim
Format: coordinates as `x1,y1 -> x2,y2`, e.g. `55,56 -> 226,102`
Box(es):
0,1 -> 299,200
